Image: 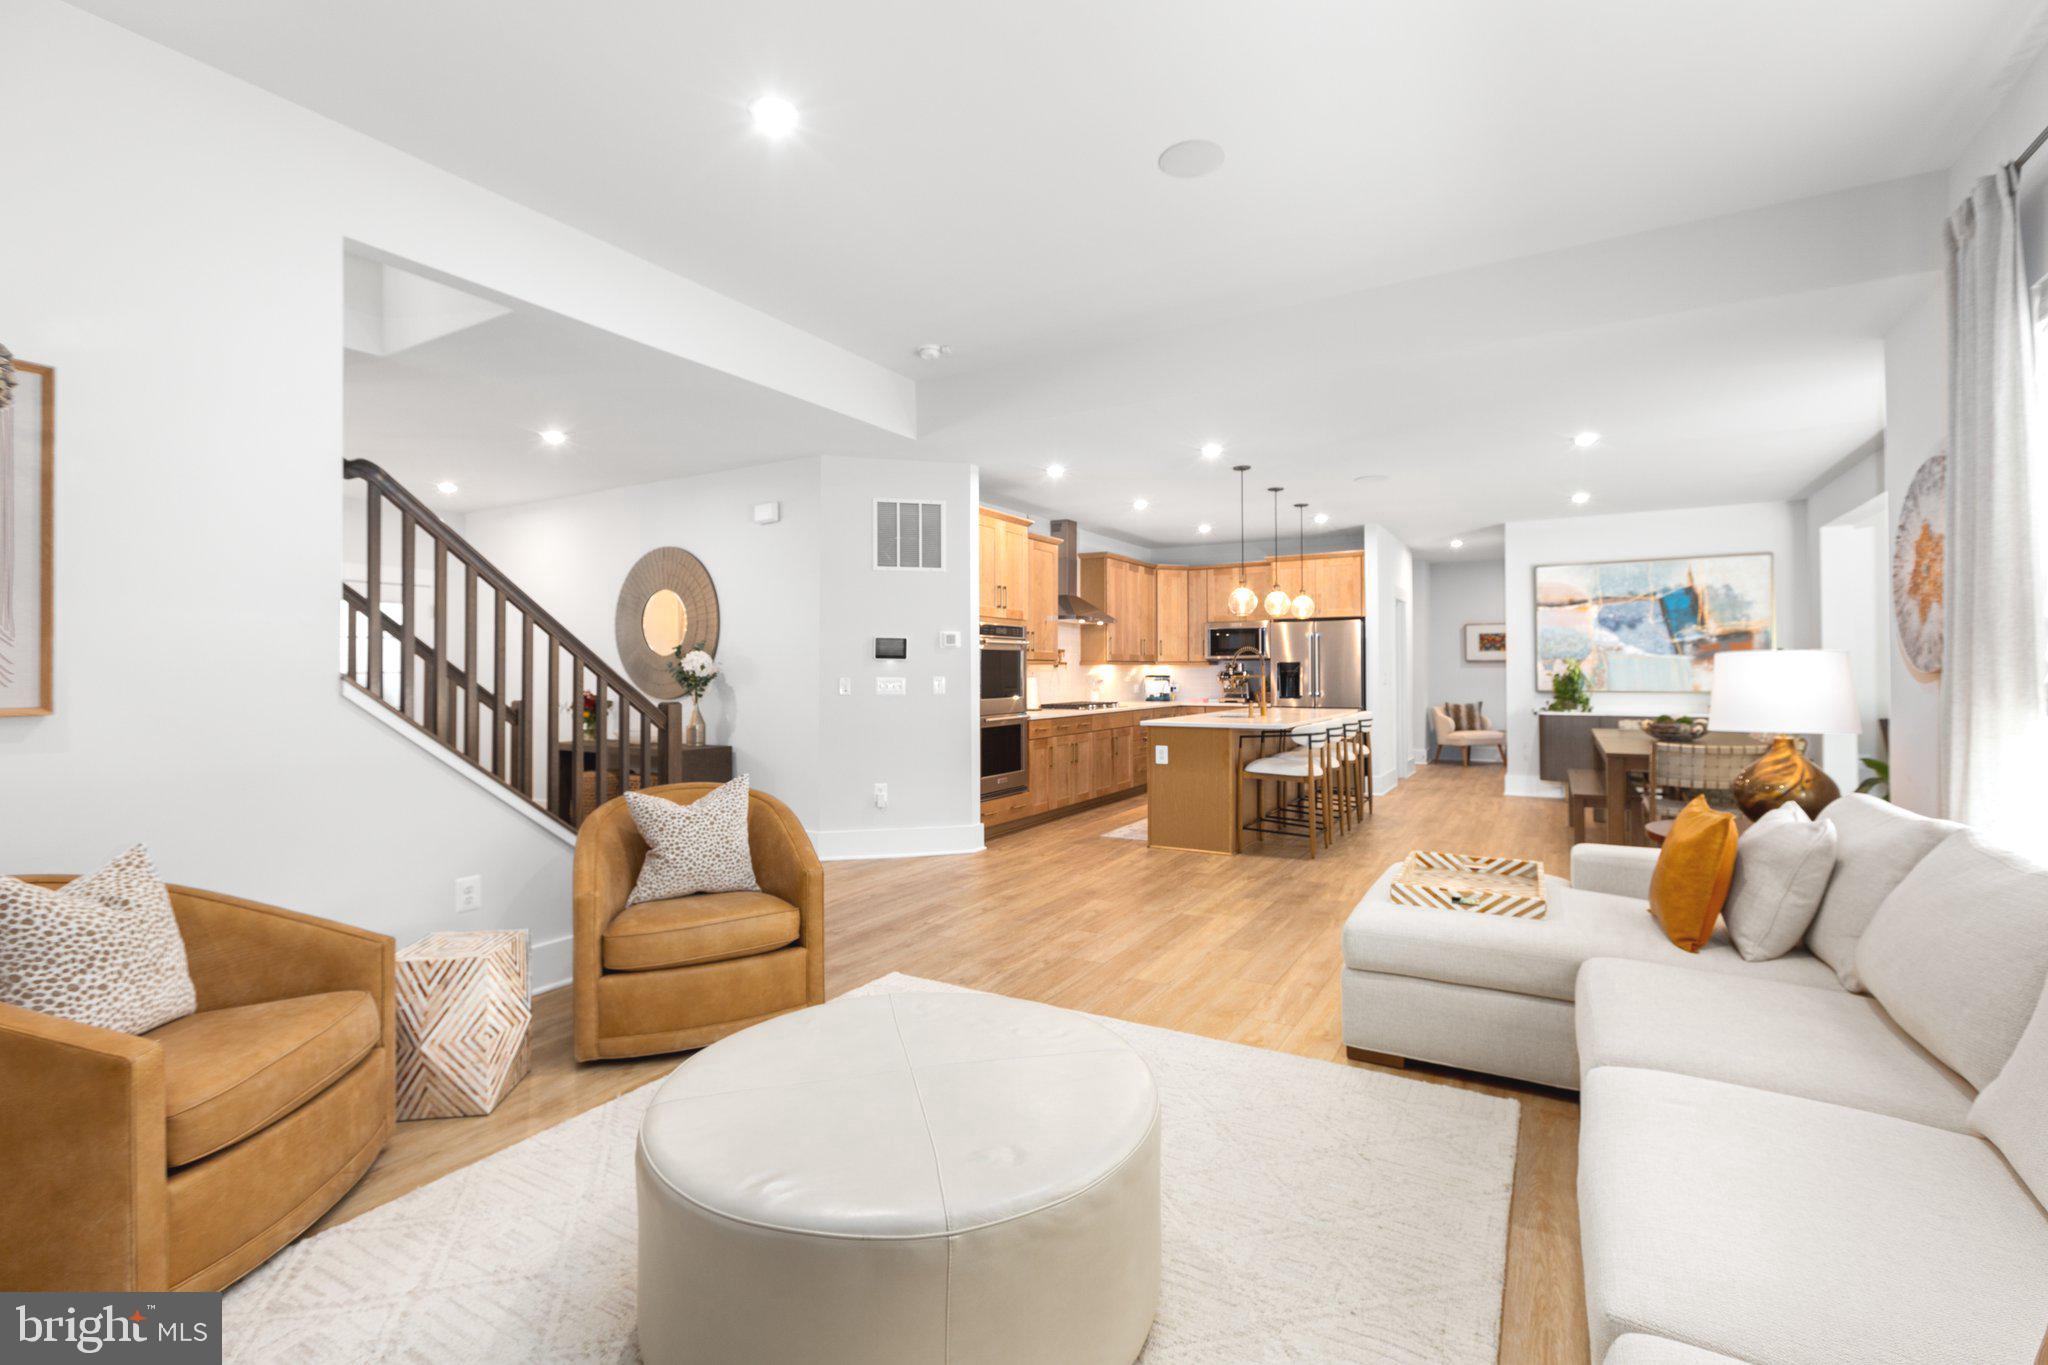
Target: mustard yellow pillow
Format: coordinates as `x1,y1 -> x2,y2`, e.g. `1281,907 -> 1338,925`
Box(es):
1647,797 -> 1740,952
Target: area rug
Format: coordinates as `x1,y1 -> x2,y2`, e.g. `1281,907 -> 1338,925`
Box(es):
224,974 -> 1519,1364
1103,818 -> 1149,840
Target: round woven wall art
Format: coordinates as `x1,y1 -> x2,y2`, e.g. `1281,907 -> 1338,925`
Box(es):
1890,448 -> 1944,683
614,547 -> 720,698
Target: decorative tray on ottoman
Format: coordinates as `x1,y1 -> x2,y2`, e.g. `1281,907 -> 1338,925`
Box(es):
1389,851 -> 1548,920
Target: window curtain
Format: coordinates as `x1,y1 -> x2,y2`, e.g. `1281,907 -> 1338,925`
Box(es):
1942,166 -> 2048,841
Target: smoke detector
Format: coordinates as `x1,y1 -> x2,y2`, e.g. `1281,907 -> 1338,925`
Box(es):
914,344 -> 953,361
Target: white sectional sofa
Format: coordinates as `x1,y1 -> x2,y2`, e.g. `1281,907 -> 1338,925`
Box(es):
1340,795 -> 2048,1364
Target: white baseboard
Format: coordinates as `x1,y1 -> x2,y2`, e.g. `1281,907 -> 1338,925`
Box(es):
1505,773 -> 1564,800
531,932 -> 572,997
809,823 -> 986,861
339,681 -> 575,848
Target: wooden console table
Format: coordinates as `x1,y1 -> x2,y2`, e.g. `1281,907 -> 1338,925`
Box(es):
551,742 -> 733,821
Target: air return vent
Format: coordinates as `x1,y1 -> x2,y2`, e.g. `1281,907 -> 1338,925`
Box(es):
875,500 -> 945,570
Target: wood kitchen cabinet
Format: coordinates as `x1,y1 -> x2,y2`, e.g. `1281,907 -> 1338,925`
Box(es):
985,706 -> 1205,832
1154,566 -> 1191,662
1078,554 -> 1159,663
978,507 -> 1032,623
1026,533 -> 1062,662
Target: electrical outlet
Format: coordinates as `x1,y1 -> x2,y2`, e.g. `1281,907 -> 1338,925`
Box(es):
837,677 -> 851,695
1154,745 -> 1169,765
873,782 -> 889,809
932,675 -> 946,695
876,676 -> 907,695
455,875 -> 483,914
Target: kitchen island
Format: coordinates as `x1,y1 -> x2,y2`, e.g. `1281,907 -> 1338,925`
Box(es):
1140,707 -> 1372,854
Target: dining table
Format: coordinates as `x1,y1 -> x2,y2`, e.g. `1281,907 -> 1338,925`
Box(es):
1590,727 -> 1654,845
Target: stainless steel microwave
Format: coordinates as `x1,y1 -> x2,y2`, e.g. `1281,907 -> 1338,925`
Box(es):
1205,621 -> 1268,661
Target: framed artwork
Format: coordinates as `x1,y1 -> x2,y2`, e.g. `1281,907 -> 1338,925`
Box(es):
1534,552 -> 1773,693
1463,623 -> 1506,662
1,351 -> 53,716
1890,448 -> 1944,683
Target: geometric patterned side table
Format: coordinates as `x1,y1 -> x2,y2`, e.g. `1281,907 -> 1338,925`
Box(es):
395,929 -> 532,1121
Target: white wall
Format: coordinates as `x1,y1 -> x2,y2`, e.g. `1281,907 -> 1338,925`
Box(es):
1361,524 -> 1420,790
0,1 -> 914,990
1502,500 -> 1805,797
462,456 -> 982,859
1423,559 -> 1509,762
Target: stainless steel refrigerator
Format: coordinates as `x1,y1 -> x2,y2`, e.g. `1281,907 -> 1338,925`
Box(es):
1268,617 -> 1366,709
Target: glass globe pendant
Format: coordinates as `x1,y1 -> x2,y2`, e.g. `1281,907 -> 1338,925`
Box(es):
1290,503 -> 1315,618
1228,465 -> 1258,617
1262,487 -> 1292,616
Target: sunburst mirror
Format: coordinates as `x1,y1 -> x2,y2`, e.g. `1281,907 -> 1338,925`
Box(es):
614,547 -> 720,697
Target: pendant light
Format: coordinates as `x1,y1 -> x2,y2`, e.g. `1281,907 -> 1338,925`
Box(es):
1262,487 -> 1292,617
1227,466 -> 1258,617
1291,503 -> 1316,618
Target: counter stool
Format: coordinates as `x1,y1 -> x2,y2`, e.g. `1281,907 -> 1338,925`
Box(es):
1241,726 -> 1337,856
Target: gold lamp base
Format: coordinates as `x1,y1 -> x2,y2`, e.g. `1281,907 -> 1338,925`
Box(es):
1731,734 -> 1839,822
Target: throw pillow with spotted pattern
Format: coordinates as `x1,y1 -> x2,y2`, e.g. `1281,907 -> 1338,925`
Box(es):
0,845 -> 197,1034
625,776 -> 760,905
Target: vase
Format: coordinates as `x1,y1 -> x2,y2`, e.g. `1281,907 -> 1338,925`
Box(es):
683,696 -> 708,747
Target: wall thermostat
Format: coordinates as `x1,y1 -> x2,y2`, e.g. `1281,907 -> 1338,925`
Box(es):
874,637 -> 908,659
752,501 -> 782,525
939,629 -> 963,648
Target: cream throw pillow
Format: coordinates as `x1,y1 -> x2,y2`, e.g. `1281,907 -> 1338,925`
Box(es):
625,776 -> 760,905
1720,804 -> 1838,961
0,845 -> 197,1034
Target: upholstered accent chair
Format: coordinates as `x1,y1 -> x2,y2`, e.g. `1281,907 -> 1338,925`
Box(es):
573,782 -> 824,1061
0,881 -> 395,1291
1431,704 -> 1508,765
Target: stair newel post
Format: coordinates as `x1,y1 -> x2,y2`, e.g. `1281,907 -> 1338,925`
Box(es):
661,701 -> 682,784
432,541 -> 451,742
364,489 -> 382,700
399,512 -> 417,719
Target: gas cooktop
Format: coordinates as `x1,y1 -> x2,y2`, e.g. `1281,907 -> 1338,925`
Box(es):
1036,701 -> 1125,711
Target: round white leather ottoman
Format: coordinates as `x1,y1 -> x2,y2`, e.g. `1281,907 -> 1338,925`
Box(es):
636,991 -> 1160,1365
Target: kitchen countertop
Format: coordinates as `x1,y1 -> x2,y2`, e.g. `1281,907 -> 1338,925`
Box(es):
1141,706 -> 1372,731
1021,699 -> 1243,721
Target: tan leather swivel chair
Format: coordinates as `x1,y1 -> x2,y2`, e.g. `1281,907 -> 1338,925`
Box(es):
0,881 -> 395,1291
573,782 -> 824,1061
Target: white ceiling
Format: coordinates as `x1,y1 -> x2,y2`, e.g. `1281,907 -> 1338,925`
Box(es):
87,1 -> 2048,555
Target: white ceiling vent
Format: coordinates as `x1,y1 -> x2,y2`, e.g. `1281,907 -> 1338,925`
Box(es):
875,500 -> 944,570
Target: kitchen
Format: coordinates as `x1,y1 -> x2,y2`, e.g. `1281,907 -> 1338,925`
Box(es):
979,506 -> 1373,853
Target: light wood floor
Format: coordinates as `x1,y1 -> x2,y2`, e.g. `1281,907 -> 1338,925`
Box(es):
320,760 -> 1587,1363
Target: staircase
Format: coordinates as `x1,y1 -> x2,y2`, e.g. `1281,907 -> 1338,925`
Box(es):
341,459 -> 682,830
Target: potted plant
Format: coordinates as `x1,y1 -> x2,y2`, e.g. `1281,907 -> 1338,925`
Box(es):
666,643 -> 720,746
1547,658 -> 1592,713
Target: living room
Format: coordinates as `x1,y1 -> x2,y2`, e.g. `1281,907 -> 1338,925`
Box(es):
5,2 -> 2048,1362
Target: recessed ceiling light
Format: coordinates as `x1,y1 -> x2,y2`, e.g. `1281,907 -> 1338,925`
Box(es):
1449,538 -> 1465,549
539,428 -> 567,447
1312,512 -> 1330,526
436,480 -> 459,495
750,95 -> 799,138
1572,430 -> 1602,449
1132,498 -> 1149,511
1197,523 -> 1213,535
1571,490 -> 1592,505
913,344 -> 953,361
1199,442 -> 1224,460
1045,463 -> 1066,480
1157,139 -> 1225,179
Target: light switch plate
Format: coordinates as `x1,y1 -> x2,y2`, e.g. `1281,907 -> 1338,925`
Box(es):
876,676 -> 908,695
837,677 -> 852,695
939,629 -> 963,648
932,676 -> 946,694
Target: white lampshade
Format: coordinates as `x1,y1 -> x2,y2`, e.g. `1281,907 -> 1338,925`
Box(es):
1707,650 -> 1860,735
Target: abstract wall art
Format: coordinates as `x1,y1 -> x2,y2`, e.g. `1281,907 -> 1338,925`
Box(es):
1890,448 -> 1944,682
1534,553 -> 1773,693
0,348 -> 53,716
1464,623 -> 1506,662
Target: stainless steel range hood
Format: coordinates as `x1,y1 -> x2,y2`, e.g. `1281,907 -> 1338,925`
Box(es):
1049,519 -> 1114,624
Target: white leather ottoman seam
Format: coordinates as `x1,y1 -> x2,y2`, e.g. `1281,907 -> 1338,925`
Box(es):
636,1105 -> 1164,1242
890,995 -> 958,1357
640,1047 -> 1138,1110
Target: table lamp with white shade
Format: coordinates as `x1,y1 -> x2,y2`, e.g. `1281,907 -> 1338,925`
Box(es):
1707,649 -> 1861,820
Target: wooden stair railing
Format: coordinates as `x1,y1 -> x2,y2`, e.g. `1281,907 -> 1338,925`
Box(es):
342,458 -> 684,830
